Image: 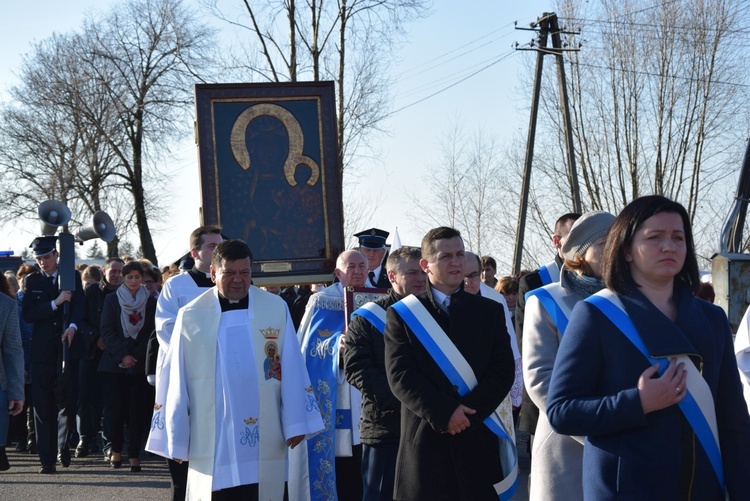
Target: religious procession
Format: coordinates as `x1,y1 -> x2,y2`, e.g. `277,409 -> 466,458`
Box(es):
3,1 -> 750,501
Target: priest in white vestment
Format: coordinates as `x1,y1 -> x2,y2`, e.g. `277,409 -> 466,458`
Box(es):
146,240 -> 324,501
289,250 -> 367,501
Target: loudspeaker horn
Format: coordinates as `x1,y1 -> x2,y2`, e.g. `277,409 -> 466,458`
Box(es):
76,211 -> 116,243
38,200 -> 71,236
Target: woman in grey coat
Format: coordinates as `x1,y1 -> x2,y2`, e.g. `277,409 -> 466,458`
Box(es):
0,273 -> 25,470
522,211 -> 614,501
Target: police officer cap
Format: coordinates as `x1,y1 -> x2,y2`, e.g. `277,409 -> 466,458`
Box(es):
354,228 -> 389,249
29,236 -> 58,257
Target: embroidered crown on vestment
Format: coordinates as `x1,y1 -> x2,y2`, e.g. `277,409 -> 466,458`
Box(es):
317,328 -> 334,338
260,327 -> 280,339
244,417 -> 258,424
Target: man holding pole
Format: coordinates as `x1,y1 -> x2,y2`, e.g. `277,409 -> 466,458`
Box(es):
21,236 -> 85,474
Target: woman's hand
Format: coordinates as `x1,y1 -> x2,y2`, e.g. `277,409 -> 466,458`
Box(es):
120,354 -> 138,369
637,357 -> 687,414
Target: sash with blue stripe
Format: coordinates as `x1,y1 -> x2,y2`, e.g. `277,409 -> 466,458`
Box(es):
538,264 -> 553,285
300,307 -> 346,500
587,290 -> 725,494
538,261 -> 559,286
391,295 -> 519,501
525,285 -> 572,335
351,302 -> 387,335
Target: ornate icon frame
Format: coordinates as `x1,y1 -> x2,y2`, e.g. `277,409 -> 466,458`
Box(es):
344,286 -> 390,332
195,82 -> 344,286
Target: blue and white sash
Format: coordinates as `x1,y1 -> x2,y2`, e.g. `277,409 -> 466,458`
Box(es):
391,295 -> 519,501
587,290 -> 725,493
351,302 -> 387,335
525,284 -> 573,335
538,261 -> 560,286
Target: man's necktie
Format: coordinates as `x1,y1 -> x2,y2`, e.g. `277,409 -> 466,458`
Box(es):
368,271 -> 376,286
441,296 -> 450,313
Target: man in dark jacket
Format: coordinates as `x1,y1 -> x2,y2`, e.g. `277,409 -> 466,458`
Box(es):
354,227 -> 391,289
384,227 -> 515,500
344,246 -> 426,501
21,236 -> 85,474
75,257 -> 124,458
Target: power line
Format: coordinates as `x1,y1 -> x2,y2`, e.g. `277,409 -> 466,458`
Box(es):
568,59 -> 750,89
396,50 -> 518,99
560,1 -> 750,36
396,21 -> 517,81
385,49 -> 516,119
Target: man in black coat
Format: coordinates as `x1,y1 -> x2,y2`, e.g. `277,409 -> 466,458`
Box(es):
354,227 -> 391,289
344,246 -> 426,501
21,237 -> 85,474
75,257 -> 124,458
384,227 -> 515,500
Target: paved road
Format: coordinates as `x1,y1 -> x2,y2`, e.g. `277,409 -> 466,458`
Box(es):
0,449 -> 171,500
0,434 -> 530,500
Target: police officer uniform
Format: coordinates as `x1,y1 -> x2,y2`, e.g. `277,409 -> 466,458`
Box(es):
21,237 -> 85,474
353,228 -> 390,289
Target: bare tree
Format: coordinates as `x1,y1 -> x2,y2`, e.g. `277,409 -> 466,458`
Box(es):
512,0 -> 750,267
201,0 -> 430,235
73,0 -> 216,264
414,118 -> 513,264
0,33 -> 105,237
0,0 -> 216,263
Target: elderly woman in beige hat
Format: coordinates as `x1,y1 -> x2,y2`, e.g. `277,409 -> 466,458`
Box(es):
522,210 -> 615,501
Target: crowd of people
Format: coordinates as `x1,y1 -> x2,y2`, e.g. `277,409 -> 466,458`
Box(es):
0,194 -> 749,500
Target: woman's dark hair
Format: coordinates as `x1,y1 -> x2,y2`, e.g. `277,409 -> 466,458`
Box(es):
603,195 -> 700,294
0,273 -> 10,297
121,261 -> 145,278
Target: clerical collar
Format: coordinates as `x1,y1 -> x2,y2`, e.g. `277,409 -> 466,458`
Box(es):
218,293 -> 249,312
188,267 -> 214,287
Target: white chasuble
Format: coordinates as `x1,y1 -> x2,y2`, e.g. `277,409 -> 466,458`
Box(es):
146,287 -> 324,501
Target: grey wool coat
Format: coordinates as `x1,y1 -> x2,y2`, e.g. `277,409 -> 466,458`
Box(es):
0,292 -> 24,402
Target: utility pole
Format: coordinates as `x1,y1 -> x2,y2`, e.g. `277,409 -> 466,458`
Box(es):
512,12 -> 581,274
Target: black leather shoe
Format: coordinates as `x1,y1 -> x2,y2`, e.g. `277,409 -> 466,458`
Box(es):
75,440 -> 89,458
39,464 -> 56,474
14,441 -> 27,452
58,449 -> 71,468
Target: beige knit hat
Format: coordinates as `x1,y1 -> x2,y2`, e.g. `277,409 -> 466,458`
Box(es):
561,210 -> 616,261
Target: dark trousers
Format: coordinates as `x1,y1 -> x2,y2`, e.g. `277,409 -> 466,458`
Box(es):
105,372 -> 150,460
168,458 -> 189,501
211,483 -> 258,501
78,355 -> 107,447
362,442 -> 398,501
211,482 -> 289,501
336,444 -> 363,501
26,384 -> 35,447
31,361 -> 78,466
7,383 -> 31,445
